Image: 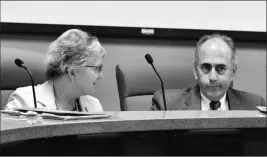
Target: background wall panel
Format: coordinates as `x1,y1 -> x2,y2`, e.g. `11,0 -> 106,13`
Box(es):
1,34 -> 265,111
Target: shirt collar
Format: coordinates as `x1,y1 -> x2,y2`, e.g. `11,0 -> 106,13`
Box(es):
200,91 -> 227,110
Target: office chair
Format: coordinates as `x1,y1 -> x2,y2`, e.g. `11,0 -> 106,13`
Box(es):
1,47 -> 46,109
115,62 -> 196,111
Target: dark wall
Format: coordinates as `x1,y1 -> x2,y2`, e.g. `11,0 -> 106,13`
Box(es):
1,34 -> 266,111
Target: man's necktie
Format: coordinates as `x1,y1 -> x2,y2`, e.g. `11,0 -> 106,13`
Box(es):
210,101 -> 221,110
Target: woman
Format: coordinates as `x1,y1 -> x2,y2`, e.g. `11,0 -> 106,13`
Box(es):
5,29 -> 106,112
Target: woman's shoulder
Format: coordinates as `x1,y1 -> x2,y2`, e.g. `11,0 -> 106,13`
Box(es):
6,86 -> 36,109
6,81 -> 51,109
11,81 -> 50,96
11,86 -> 34,97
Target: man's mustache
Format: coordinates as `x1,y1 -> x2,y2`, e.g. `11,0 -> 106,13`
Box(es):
204,84 -> 223,88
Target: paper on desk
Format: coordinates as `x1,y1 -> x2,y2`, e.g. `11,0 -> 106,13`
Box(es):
12,107 -> 110,116
256,106 -> 266,113
1,109 -> 38,116
1,109 -> 113,120
40,113 -> 113,120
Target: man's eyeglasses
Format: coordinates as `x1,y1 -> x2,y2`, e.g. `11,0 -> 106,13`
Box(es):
200,63 -> 229,75
85,65 -> 103,73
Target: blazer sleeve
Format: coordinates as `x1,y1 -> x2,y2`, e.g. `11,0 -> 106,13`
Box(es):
5,93 -> 25,109
150,88 -> 187,111
150,90 -> 165,111
5,87 -> 33,109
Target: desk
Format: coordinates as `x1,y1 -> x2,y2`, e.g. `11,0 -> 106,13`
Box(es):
1,111 -> 266,155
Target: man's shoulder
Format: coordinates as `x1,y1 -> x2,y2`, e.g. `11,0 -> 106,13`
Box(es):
230,88 -> 263,99
153,86 -> 196,104
229,88 -> 265,105
151,85 -> 198,111
154,86 -> 194,96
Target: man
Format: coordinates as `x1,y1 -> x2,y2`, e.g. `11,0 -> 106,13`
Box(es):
150,34 -> 265,110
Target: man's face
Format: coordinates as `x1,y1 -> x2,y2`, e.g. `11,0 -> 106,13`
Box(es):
194,39 -> 236,101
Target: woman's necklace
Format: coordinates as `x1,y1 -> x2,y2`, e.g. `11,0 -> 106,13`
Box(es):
52,80 -> 78,111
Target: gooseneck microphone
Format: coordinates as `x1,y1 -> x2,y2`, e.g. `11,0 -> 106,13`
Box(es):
145,54 -> 167,111
15,58 -> 37,108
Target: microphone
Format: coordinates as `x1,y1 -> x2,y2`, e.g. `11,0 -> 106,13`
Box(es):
14,58 -> 37,108
145,54 -> 167,111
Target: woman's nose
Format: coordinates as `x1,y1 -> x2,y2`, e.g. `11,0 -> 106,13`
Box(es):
98,71 -> 104,79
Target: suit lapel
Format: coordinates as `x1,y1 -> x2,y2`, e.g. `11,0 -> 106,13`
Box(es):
227,88 -> 241,110
182,86 -> 242,110
183,85 -> 201,110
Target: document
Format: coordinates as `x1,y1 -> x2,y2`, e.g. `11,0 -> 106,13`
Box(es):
256,106 -> 266,114
40,113 -> 112,120
1,107 -> 113,120
6,107 -> 111,116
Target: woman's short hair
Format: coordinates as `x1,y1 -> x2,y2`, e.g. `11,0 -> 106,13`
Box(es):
45,29 -> 106,80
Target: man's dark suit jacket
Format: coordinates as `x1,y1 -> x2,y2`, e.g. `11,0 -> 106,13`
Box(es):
150,84 -> 266,111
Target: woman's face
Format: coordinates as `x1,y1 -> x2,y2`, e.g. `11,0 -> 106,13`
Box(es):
74,56 -> 104,96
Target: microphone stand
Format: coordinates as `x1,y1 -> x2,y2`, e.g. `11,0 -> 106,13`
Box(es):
22,66 -> 37,108
15,59 -> 37,108
150,63 -> 167,111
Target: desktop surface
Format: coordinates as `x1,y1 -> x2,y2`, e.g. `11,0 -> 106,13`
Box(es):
1,110 -> 266,144
1,110 -> 266,155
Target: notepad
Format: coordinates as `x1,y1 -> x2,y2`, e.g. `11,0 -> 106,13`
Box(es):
1,110 -> 38,116
1,107 -> 114,120
6,107 -> 112,116
40,113 -> 113,120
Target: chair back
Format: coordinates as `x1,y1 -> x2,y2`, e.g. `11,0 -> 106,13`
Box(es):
115,62 -> 196,111
1,47 -> 46,109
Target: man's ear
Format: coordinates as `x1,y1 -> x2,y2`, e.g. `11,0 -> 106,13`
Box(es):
231,71 -> 236,82
231,65 -> 237,81
193,67 -> 198,80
